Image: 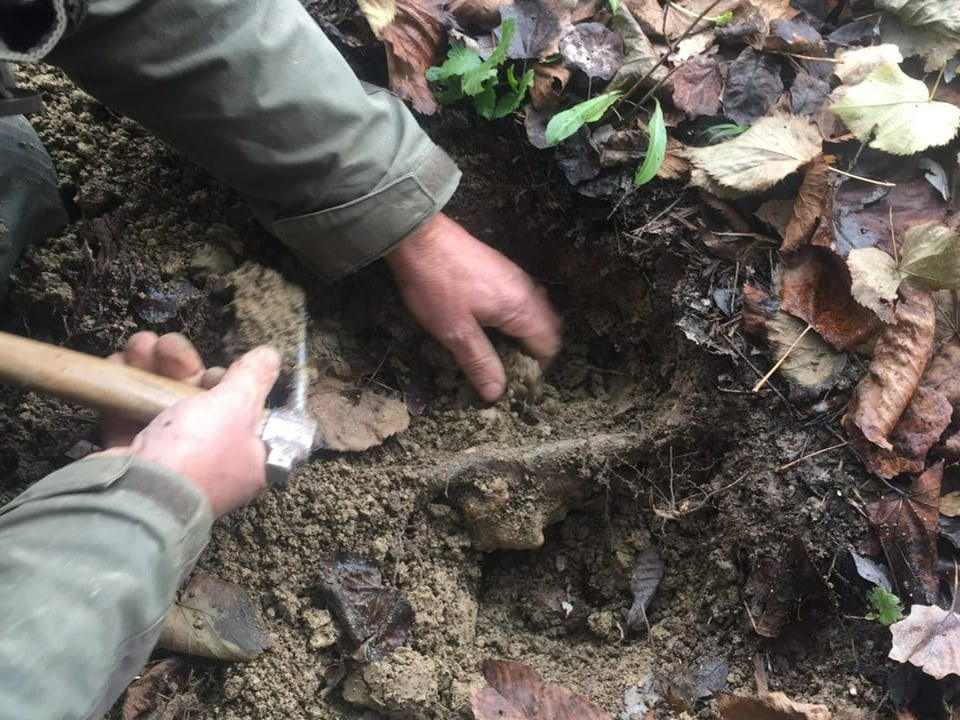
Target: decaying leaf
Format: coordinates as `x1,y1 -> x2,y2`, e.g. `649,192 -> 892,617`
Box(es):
847,247 -> 904,323
659,657 -> 729,711
380,0 -> 450,114
308,367 -> 410,452
681,112 -> 822,193
502,0 -> 602,59
672,53 -> 725,118
876,0 -> 960,40
764,311 -> 847,399
741,283 -> 780,335
920,338 -> 960,412
783,159 -> 837,253
358,0 -> 397,36
845,283 -> 936,450
918,158 -> 950,202
472,659 -> 612,720
764,16 -> 825,56
889,604 -> 960,680
780,247 -> 881,351
121,658 -> 191,720
845,386 -> 952,479
319,554 -> 414,662
940,491 -> 960,517
899,222 -> 960,291
721,47 -> 785,126
449,0 -> 510,29
833,44 -> 903,86
157,573 -> 270,662
866,463 -> 942,606
608,4 -> 669,92
830,60 -> 960,155
716,691 -> 831,720
627,546 -> 664,631
559,22 -> 624,80
880,12 -> 957,74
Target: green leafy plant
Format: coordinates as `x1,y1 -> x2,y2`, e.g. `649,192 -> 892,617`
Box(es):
426,18 -> 534,120
609,0 -> 619,12
545,90 -> 623,146
865,586 -> 903,625
633,98 -> 666,186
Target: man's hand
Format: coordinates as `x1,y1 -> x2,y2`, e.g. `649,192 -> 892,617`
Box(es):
97,333 -> 280,518
386,213 -> 562,402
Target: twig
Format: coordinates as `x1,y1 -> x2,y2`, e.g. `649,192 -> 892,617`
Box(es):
779,441 -> 848,471
752,323 -> 812,392
827,166 -> 896,187
889,207 -> 899,265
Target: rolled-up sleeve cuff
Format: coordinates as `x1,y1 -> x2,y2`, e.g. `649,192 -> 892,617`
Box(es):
267,144 -> 461,281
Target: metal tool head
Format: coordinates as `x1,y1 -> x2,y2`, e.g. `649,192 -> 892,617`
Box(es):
262,407 -> 318,487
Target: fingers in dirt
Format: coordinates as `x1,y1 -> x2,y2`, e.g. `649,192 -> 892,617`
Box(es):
444,325 -> 506,403
491,285 -> 562,367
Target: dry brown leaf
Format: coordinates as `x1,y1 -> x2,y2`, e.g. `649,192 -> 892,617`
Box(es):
681,113 -> 822,193
783,159 -> 837,252
780,247 -> 881,352
716,691 -> 832,720
121,658 -> 185,720
845,283 -> 936,450
672,53 -> 725,118
449,0 -> 511,29
358,0 -> 397,36
920,337 -> 960,413
889,604 -> 960,679
940,491 -> 960,517
530,62 -> 572,110
380,0 -> 450,114
473,659 -> 612,720
765,311 -> 847,399
844,386 -> 952,479
742,283 -> 779,336
754,199 -> 795,239
626,0 -> 737,40
867,463 -> 942,605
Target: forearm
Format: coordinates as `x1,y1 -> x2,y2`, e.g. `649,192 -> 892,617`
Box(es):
0,456 -> 212,720
46,0 -> 461,279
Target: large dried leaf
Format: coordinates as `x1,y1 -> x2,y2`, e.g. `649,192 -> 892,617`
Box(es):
844,283 -> 936,450
783,159 -> 838,252
844,386 -> 952,479
899,222 -> 960,290
765,311 -> 847,399
780,247 -> 881,351
627,546 -> 664,631
681,113 -> 822,193
473,659 -> 612,720
866,463 -> 942,606
450,0 -> 511,29
876,0 -> 960,40
717,691 -> 831,720
380,0 -> 450,114
847,248 -> 904,323
157,573 -> 269,661
830,61 -> 960,155
833,44 -> 903,86
880,12 -> 957,74
559,22 -> 624,80
920,337 -> 960,413
889,604 -> 960,679
722,47 -> 785,126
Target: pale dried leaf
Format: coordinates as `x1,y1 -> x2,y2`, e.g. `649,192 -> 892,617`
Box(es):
833,44 -> 904,86
880,13 -> 957,73
889,604 -> 960,679
847,248 -> 904,323
918,158 -> 950,201
940,491 -> 960,517
876,0 -> 960,40
900,222 -> 960,290
830,61 -> 960,155
358,0 -> 397,36
766,311 -> 847,398
716,691 -> 832,720
681,113 -> 822,193
381,0 -> 449,114
845,283 -> 936,450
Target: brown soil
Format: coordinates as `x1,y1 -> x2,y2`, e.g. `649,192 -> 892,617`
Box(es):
3,23 -> 893,720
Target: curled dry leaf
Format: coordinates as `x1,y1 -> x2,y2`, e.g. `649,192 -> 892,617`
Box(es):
847,247 -> 903,323
717,691 -> 831,720
680,112 -> 822,194
845,282 -> 936,450
889,604 -> 960,680
866,462 -> 942,606
920,337 -> 960,412
783,159 -> 838,253
449,0 -> 511,29
844,386 -> 952,479
380,0 -> 450,114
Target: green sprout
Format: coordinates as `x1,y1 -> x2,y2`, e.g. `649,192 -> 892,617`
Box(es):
865,586 -> 903,626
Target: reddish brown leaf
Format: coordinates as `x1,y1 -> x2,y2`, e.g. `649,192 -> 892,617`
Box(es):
672,54 -> 725,118
779,246 -> 881,351
783,159 -> 838,252
845,283 -> 936,450
845,386 -> 952,479
121,658 -> 185,720
716,691 -> 831,720
741,283 -> 779,336
380,0 -> 450,114
867,463 -> 942,606
449,0 -> 510,29
920,338 -> 960,415
474,660 -> 612,720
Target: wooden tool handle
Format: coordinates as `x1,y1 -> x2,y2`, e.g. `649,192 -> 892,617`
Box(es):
0,331 -> 203,424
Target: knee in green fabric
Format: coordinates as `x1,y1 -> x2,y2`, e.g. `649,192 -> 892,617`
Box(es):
0,114 -> 67,297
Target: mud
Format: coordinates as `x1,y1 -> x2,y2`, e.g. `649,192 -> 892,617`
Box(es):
3,46 -> 891,720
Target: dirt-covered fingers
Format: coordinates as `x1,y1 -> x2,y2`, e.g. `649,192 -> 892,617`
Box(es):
488,283 -> 562,368
440,322 -> 507,402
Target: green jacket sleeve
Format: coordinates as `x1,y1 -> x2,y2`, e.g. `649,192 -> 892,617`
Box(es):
0,455 -> 213,720
1,0 -> 461,280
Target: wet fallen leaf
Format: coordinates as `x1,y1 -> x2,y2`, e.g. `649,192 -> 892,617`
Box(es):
473,659 -> 612,720
681,112 -> 822,193
721,47 -> 785,126
847,247 -> 903,323
764,16 -> 825,56
741,283 -> 780,336
845,283 -> 935,450
783,159 -> 838,252
867,463 -> 942,606
659,657 -> 729,711
833,44 -> 904,86
627,546 -> 664,631
450,0 -> 510,29
672,53 -> 725,118
319,554 -> 414,662
889,604 -> 960,679
133,280 -> 203,324
764,311 -> 847,399
559,22 -> 624,80
920,338 -> 960,412
845,386 -> 952,479
608,4 -> 669,92
157,573 -> 269,662
717,691 -> 831,720
899,222 -> 960,291
845,547 -> 894,592
308,367 -> 410,452
780,246 -> 881,351
502,0 -> 601,59
876,0 -> 960,40
830,60 -> 960,155
755,198 -> 795,239
788,71 -> 831,118
380,0 -> 450,114
880,12 -> 957,74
